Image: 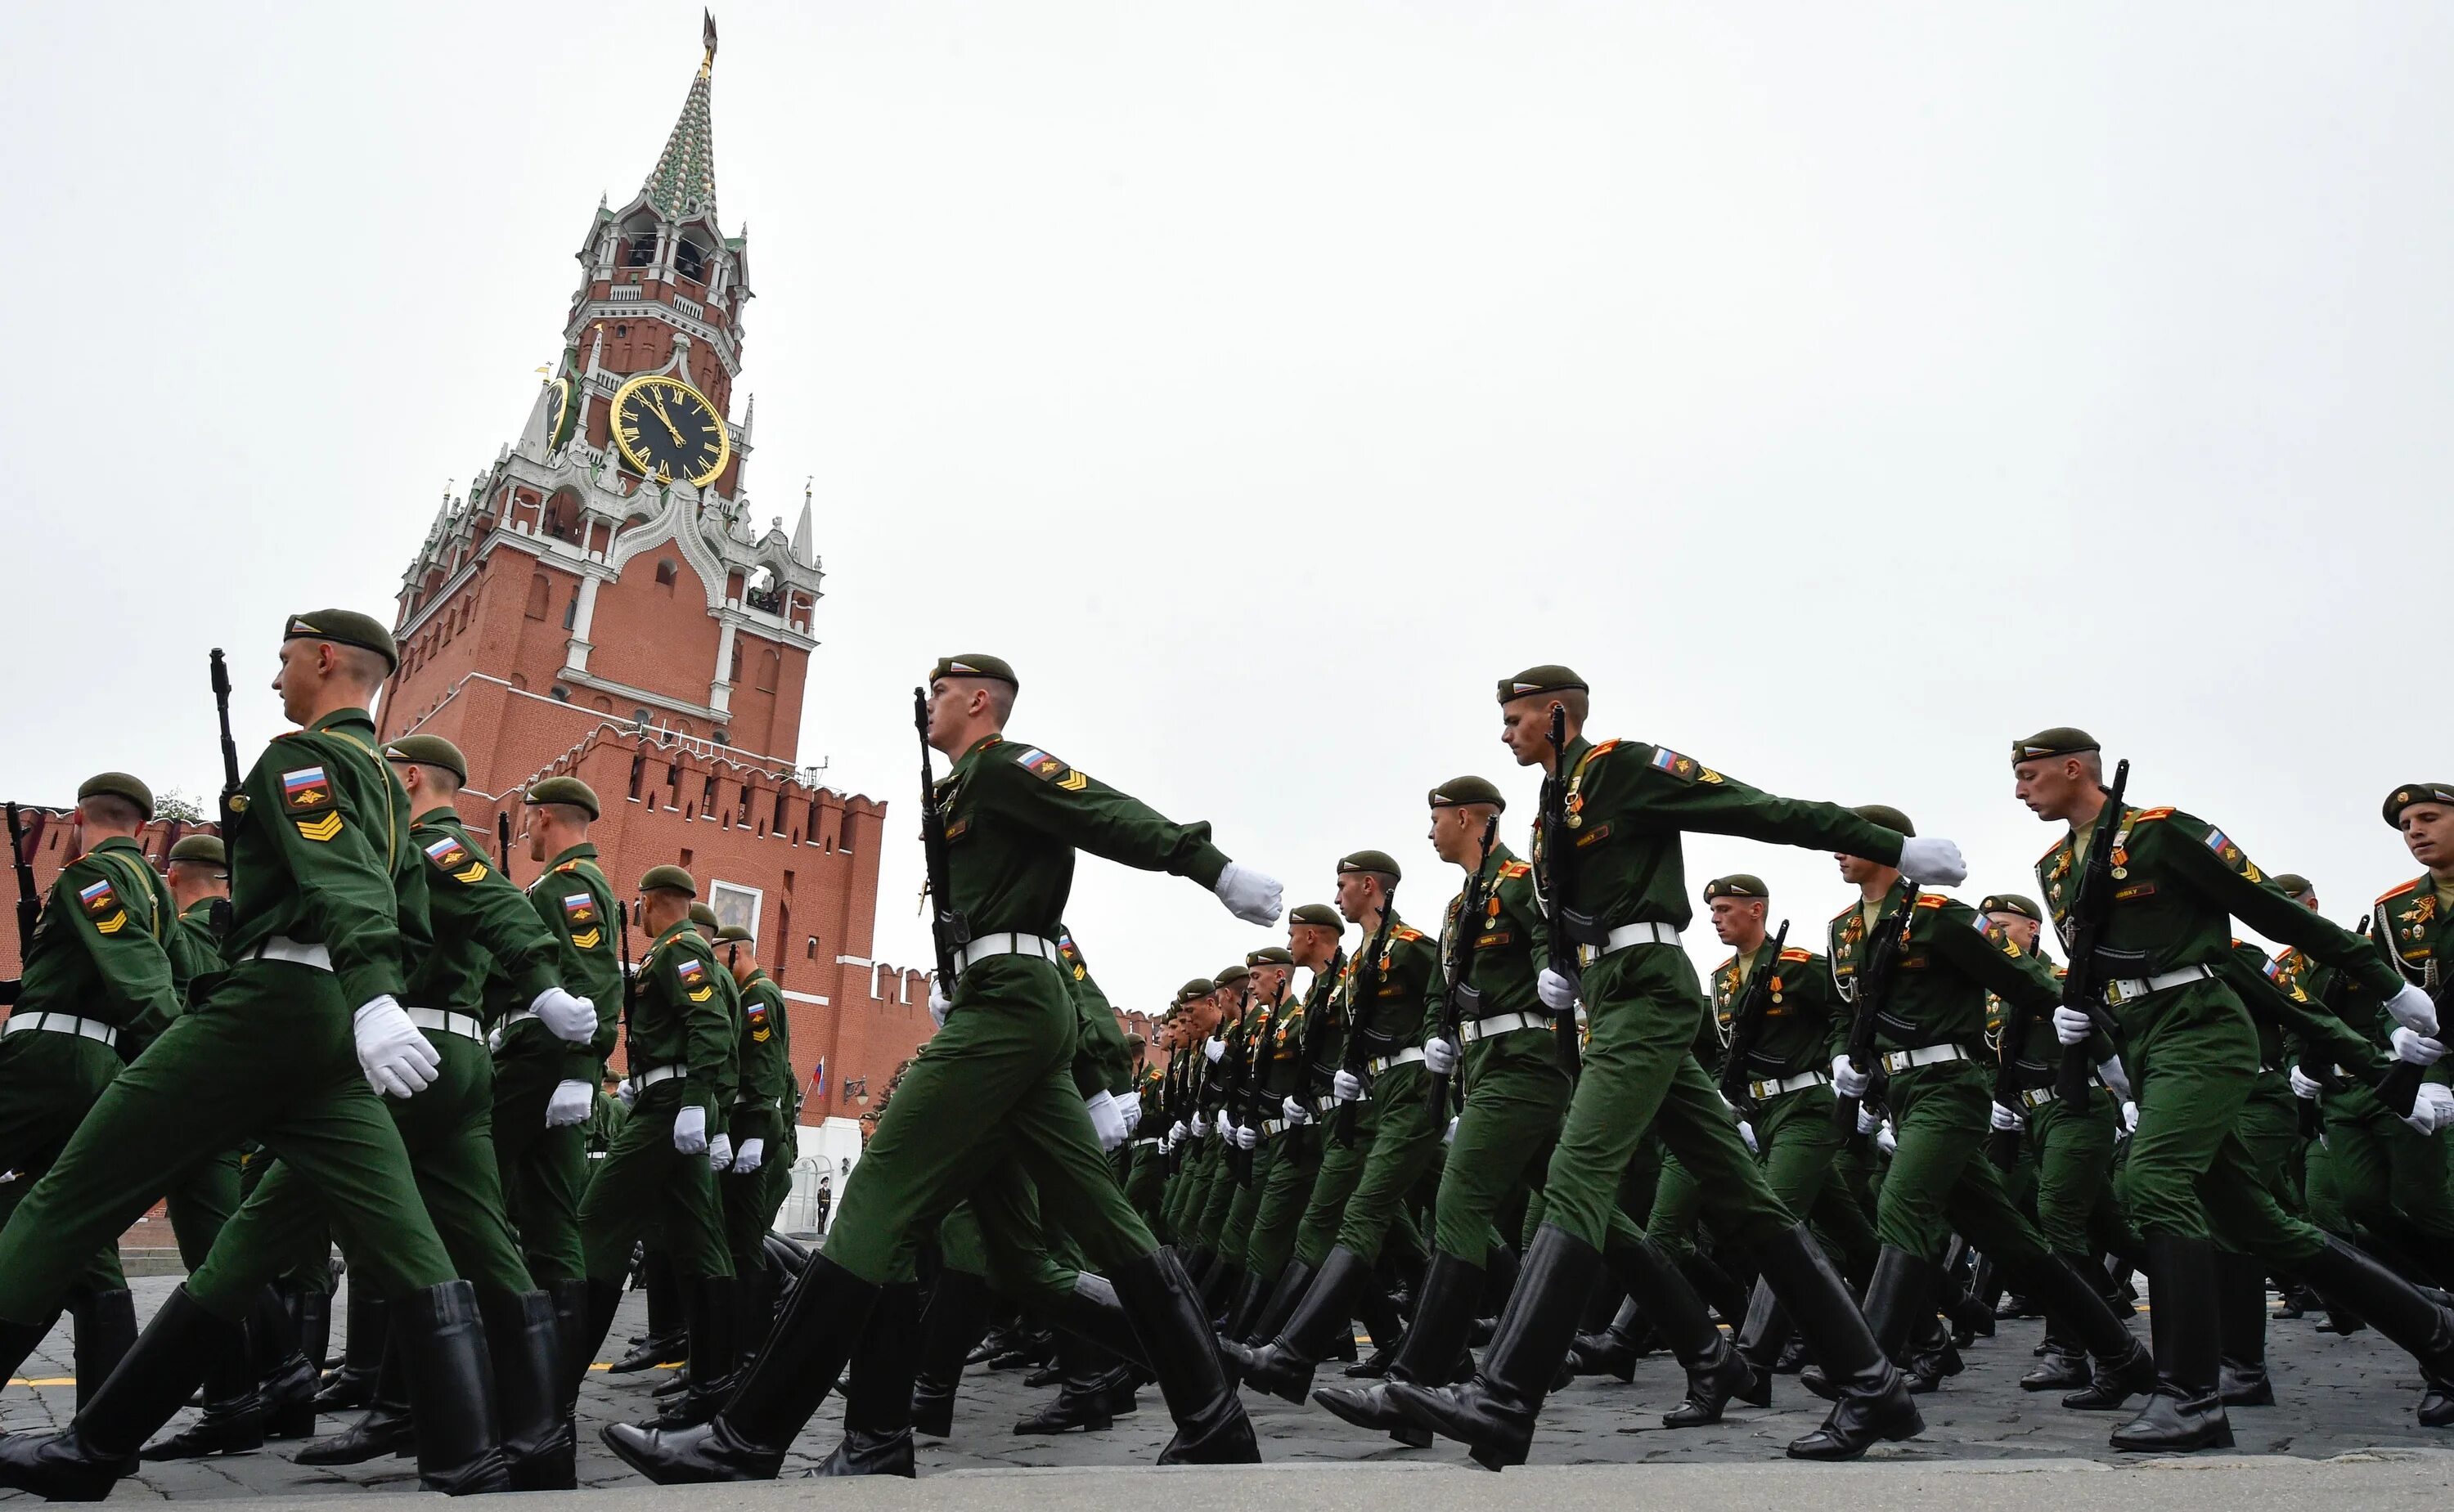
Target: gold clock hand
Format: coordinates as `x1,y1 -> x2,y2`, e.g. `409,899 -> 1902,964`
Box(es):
645,395 -> 687,446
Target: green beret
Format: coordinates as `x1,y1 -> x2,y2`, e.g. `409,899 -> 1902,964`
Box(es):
714,922 -> 755,944
167,834 -> 226,868
2267,873 -> 2315,900
1214,962 -> 1252,987
688,901 -> 720,930
2384,783 -> 2454,827
381,734 -> 467,784
76,772 -> 153,819
1977,893 -> 2043,922
524,776 -> 600,819
930,654 -> 1018,689
1337,849 -> 1402,882
1703,874 -> 1769,902
1288,903 -> 1342,930
1851,804 -> 1915,838
2011,727 -> 2100,766
284,609 -> 398,672
1245,945 -> 1294,967
640,864 -> 696,897
1429,775 -> 1507,811
1496,665 -> 1588,704
1178,977 -> 1217,1003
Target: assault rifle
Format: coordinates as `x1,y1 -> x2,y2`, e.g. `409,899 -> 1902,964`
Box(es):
1227,976 -> 1262,1185
2051,760 -> 2130,1104
913,689 -> 970,998
1294,948 -> 1346,1147
1333,885 -> 1400,1149
1535,705 -> 1583,1080
497,812 -> 515,877
1833,882 -> 1925,1136
1427,816 -> 1499,1118
1717,920 -> 1791,1115
2370,920 -> 2428,1119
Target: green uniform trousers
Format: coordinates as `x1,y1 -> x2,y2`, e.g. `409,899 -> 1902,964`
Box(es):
720,1155 -> 793,1275
1331,1063 -> 1447,1266
1432,1033 -> 1570,1263
819,961 -> 1153,1288
1872,1060 -> 2053,1266
1292,1100 -> 1380,1268
0,1032 -> 128,1299
578,1084 -> 732,1282
0,961 -> 456,1326
191,1030 -> 533,1312
2317,1084 -> 2454,1254
1193,1140 -> 1242,1248
1757,1084 -> 1876,1272
2021,1087 -> 2123,1256
492,1026 -> 588,1284
1123,1140 -> 1167,1238
163,1152 -> 244,1271
1216,1139 -> 1274,1262
1243,1126 -> 1324,1279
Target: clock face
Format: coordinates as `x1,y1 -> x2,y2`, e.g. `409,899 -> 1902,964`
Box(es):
611,374 -> 730,486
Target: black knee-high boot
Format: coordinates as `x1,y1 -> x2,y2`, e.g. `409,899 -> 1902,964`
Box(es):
1220,1268 -> 1271,1347
1242,1259 -> 1315,1353
391,1281 -> 513,1495
656,1276 -> 739,1428
1782,1236 -> 1926,1461
1314,1251 -> 1482,1447
2109,1236 -> 2232,1451
0,1287 -> 236,1499
293,1326 -> 413,1465
479,1289 -> 575,1491
2217,1250 -> 2275,1407
1109,1249 -> 1257,1465
612,1253 -> 685,1372
911,1271 -> 994,1439
2015,1253 -> 2154,1411
1346,1277 -> 1405,1379
69,1291 -> 137,1416
249,1283 -> 321,1439
816,1281 -> 921,1476
2296,1236 -> 2454,1428
1218,1246 -> 1370,1403
1382,1223 -> 1603,1470
1616,1241 -> 1761,1429
317,1285 -> 389,1411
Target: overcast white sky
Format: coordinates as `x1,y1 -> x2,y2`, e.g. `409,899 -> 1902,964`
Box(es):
3,3 -> 2448,1011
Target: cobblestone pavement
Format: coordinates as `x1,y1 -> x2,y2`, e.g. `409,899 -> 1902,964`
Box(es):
3,1274 -> 2449,1500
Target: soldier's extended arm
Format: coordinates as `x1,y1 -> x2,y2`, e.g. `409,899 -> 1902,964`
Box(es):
985,755 -> 1231,886
1594,748 -> 1908,864
2225,946 -> 2387,1080
252,742 -> 407,1006
2154,823 -> 2405,1000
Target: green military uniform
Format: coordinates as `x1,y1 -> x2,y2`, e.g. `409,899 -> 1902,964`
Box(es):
1301,897 -> 1438,1269
153,885 -> 245,1272
1123,1057 -> 1169,1234
721,949 -> 797,1275
1161,981 -> 1220,1240
1189,966 -> 1257,1259
1238,932 -> 1340,1292
1211,953 -> 1293,1306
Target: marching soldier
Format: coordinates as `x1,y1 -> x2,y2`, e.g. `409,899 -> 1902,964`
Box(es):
1212,946 -> 1296,1340
605,653 -> 1282,1480
1229,905 -> 1346,1348
716,922 -> 796,1380
0,612 -> 514,1499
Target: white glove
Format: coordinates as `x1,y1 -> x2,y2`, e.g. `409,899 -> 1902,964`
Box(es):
672,1104 -> 708,1155
2385,983 -> 2439,1037
2097,1053 -> 2133,1102
1989,1101 -> 2024,1133
2391,1026 -> 2447,1066
1895,837 -> 1968,886
929,983 -> 951,1029
1333,1069 -> 1364,1104
1537,967 -> 1577,1014
733,1137 -> 765,1173
1737,1119 -> 1758,1155
1424,1037 -> 1459,1075
2122,1101 -> 2142,1133
616,1077 -> 638,1109
1874,1119 -> 1898,1156
1831,1053 -> 1870,1100
2289,1066 -> 2325,1100
1169,1119 -> 1189,1143
1084,1090 -> 1127,1151
1214,862 -> 1284,925
2403,1083 -> 2454,1135
353,996 -> 442,1099
1120,1098 -> 1143,1135
1231,1123 -> 1258,1151
1282,1095 -> 1310,1126
488,1025 -> 506,1053
1856,1104 -> 1882,1137
545,1079 -> 593,1128
2052,1006 -> 2093,1046
1204,1038 -> 1226,1064
532,986 -> 597,1045
1189,1111 -> 1211,1139
1443,1115 -> 1459,1146
708,1132 -> 734,1171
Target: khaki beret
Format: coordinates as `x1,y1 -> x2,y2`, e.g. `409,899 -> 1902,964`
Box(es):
1978,893 -> 2043,922
1429,775 -> 1507,811
714,922 -> 755,944
1288,903 -> 1342,931
688,901 -> 720,930
1214,962 -> 1252,988
524,776 -> 600,819
77,772 -> 153,819
2011,727 -> 2100,766
1337,850 -> 1402,882
640,864 -> 696,897
1703,874 -> 1769,902
284,609 -> 398,672
167,834 -> 226,868
2384,783 -> 2454,827
931,654 -> 1017,689
382,734 -> 467,784
1178,977 -> 1216,1003
1496,665 -> 1588,704
1851,804 -> 1915,838
2268,873 -> 2315,900
1245,945 -> 1294,967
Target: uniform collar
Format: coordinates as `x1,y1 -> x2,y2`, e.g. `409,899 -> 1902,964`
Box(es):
651,919 -> 694,949
307,707 -> 375,735
181,898 -> 218,920
414,805 -> 458,826
546,843 -> 599,869
89,835 -> 146,857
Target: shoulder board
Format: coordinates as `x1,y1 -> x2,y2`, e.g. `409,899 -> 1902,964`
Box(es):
2378,878 -> 2423,904
555,860 -> 580,873
1390,925 -> 1427,944
1778,948 -> 1814,963
1589,739 -> 1622,758
1498,860 -> 1531,879
1828,901 -> 1858,926
1715,953 -> 1740,975
2034,837 -> 2066,868
1914,894 -> 1948,909
2129,807 -> 2176,823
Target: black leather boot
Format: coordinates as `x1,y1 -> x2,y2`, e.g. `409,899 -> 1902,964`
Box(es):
293,1334 -> 414,1466
1202,1261 -> 1245,1327
393,1281 -> 513,1494
249,1284 -> 321,1440
1382,1223 -> 1602,1470
1220,1267 -> 1271,1347
548,1276 -> 592,1418
1243,1259 -> 1315,1357
734,1260 -> 775,1377
1346,1280 -> 1405,1378
1315,1251 -> 1481,1449
317,1286 -> 387,1411
2,1287 -> 231,1500
2021,1317 -> 2090,1391
611,1254 -> 685,1372
658,1276 -> 739,1428
2012,1253 -> 2154,1411
1901,1308 -> 1963,1394
1677,1248 -> 1753,1332
1109,1248 -> 1258,1464
1015,1339 -> 1120,1435
139,1302 -> 267,1460
1613,1241 -> 1761,1429
910,1270 -> 993,1439
1781,1235 -> 1925,1461
815,1281 -> 920,1477
1801,1246 -> 1929,1402
2217,1250 -> 2275,1407
1566,1296 -> 1653,1381
2109,1236 -> 2233,1452
292,1290 -> 331,1417
479,1289 -> 575,1491
2296,1236 -> 2454,1428
1732,1279 -> 1791,1387
601,1254 -> 879,1483
1219,1245 -> 1369,1404
70,1290 -> 137,1414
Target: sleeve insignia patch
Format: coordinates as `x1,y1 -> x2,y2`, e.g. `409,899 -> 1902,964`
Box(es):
1778,948 -> 1814,963
569,928 -> 603,949
93,911 -> 127,935
1057,770 -> 1089,792
687,986 -> 716,1003
1914,893 -> 1947,909
294,813 -> 344,842
1011,747 -> 1071,781
677,958 -> 708,985
78,878 -> 116,916
562,893 -> 597,924
454,861 -> 489,884
281,766 -> 334,813
1499,860 -> 1531,879
1648,747 -> 1701,781
748,1003 -> 772,1042
424,836 -> 483,882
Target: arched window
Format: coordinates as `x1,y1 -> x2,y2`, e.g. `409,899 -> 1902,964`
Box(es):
524,573 -> 551,621
755,648 -> 780,693
655,559 -> 678,589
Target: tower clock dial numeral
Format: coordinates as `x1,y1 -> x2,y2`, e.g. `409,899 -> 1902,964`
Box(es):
609,374 -> 730,486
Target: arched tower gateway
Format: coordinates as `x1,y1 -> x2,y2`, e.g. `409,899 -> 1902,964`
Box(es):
375,14 -> 929,1174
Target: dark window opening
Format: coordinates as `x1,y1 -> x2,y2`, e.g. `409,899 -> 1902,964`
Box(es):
561,586 -> 578,629
627,753 -> 645,801
702,774 -> 718,814
654,559 -> 677,588
675,238 -> 708,281
623,235 -> 655,268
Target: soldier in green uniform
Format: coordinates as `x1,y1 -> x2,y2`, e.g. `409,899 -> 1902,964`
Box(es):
1187,963 -> 1256,1292
1213,947 -> 1295,1339
717,922 -> 796,1380
574,866 -> 739,1429
0,612 -> 515,1499
1162,979 -> 1224,1241
2011,733 -> 2454,1447
1225,850 -> 1435,1404
498,777 -> 625,1294
1123,1021 -> 1173,1236
0,774 -> 165,1412
1229,905 -> 1346,1348
1389,666 -> 1958,1466
605,653 -> 1280,1480
154,836 -> 247,1311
